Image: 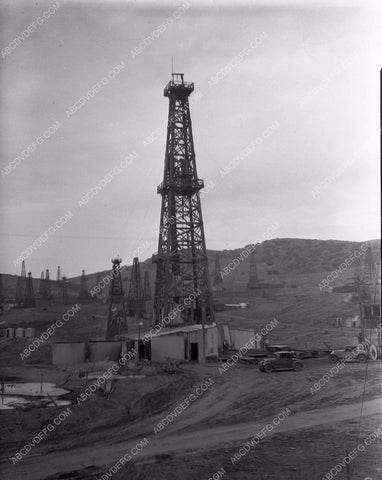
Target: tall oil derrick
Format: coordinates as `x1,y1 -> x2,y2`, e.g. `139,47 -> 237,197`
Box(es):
247,246 -> 259,289
78,269 -> 92,301
212,254 -> 224,291
56,266 -> 61,282
43,269 -> 52,300
143,271 -> 152,300
127,257 -> 145,316
23,272 -> 36,307
61,276 -> 69,304
153,73 -> 213,326
106,258 -> 127,340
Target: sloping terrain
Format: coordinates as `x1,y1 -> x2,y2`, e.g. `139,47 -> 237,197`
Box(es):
2,238 -> 380,302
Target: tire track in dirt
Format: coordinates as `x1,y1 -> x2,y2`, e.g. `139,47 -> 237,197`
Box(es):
2,398 -> 381,480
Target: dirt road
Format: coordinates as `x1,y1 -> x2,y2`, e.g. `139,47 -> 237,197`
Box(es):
2,398 -> 381,480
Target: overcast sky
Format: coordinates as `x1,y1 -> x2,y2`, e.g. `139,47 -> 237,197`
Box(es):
0,0 -> 380,278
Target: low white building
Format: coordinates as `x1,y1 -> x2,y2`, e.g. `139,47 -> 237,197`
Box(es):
151,324 -> 219,363
120,324 -> 219,363
345,315 -> 361,328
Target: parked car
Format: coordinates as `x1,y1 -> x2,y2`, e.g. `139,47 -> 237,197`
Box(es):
294,349 -> 319,359
259,351 -> 304,373
267,344 -> 318,359
328,344 -> 369,363
266,344 -> 292,354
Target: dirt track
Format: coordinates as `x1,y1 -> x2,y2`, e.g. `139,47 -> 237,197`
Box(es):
2,383 -> 381,479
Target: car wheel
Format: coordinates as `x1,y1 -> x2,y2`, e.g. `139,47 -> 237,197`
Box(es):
357,353 -> 367,363
264,364 -> 273,373
329,354 -> 338,363
293,362 -> 303,371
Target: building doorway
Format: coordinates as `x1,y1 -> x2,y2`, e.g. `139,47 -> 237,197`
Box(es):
190,342 -> 199,362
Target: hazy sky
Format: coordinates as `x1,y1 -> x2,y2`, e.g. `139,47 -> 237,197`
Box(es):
0,0 -> 380,277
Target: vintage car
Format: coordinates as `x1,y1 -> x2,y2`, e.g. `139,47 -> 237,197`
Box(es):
259,351 -> 304,373
266,344 -> 292,354
328,343 -> 377,363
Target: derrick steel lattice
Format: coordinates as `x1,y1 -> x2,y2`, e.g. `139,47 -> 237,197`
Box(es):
364,245 -> 376,284
128,258 -> 143,301
106,258 -> 127,339
153,73 -> 213,325
56,266 -> 61,282
21,260 -> 26,280
127,257 -> 145,316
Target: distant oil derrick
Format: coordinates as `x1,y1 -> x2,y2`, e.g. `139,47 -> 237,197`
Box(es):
23,272 -> 36,308
247,247 -> 259,289
91,271 -> 102,302
153,73 -> 213,326
15,276 -> 24,306
213,254 -> 224,291
38,271 -> 45,296
78,269 -> 92,301
266,264 -> 279,275
143,271 -> 152,300
56,266 -> 61,282
127,257 -> 145,316
21,260 -> 26,280
43,269 -> 52,300
363,245 -> 376,284
106,258 -> 127,340
61,276 -> 69,304
18,261 -> 27,301
353,256 -> 363,284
